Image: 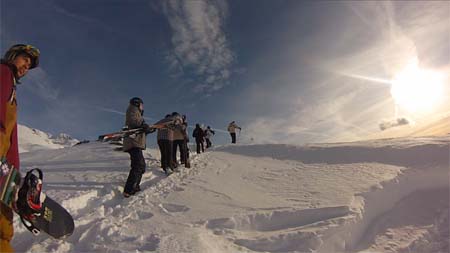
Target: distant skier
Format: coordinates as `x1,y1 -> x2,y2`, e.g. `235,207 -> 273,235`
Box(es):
227,121 -> 241,144
204,126 -> 215,148
122,97 -> 154,198
192,124 -> 205,154
1,44 -> 40,251
181,115 -> 190,165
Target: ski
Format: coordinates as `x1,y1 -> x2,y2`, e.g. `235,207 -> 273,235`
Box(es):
98,118 -> 176,142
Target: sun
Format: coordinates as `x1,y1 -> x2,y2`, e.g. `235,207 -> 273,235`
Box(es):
390,59 -> 444,114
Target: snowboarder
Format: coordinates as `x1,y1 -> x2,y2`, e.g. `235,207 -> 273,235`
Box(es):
122,97 -> 154,198
192,124 -> 205,154
227,121 -> 241,144
157,114 -> 174,175
0,44 -> 40,252
204,126 -> 215,148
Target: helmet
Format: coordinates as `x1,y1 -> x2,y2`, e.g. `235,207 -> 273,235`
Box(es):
3,44 -> 40,69
129,97 -> 143,107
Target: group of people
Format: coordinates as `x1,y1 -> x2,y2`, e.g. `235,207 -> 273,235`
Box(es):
121,97 -> 242,198
192,124 -> 215,154
0,43 -> 243,251
121,98 -> 190,197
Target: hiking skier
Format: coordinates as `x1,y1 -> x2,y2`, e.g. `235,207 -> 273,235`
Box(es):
171,112 -> 185,168
181,115 -> 190,166
204,126 -> 215,148
122,97 -> 154,198
0,44 -> 40,252
157,114 -> 175,175
227,121 -> 241,144
192,124 -> 205,154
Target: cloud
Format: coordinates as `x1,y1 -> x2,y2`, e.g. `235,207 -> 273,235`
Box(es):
22,68 -> 59,101
42,0 -> 126,38
91,106 -> 156,121
162,0 -> 235,94
379,117 -> 410,131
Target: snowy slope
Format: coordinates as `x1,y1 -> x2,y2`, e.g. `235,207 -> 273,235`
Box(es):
18,125 -> 79,153
12,135 -> 449,253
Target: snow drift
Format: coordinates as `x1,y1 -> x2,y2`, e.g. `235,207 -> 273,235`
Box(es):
12,133 -> 449,253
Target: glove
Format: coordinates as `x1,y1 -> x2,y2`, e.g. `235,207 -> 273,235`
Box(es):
143,124 -> 155,134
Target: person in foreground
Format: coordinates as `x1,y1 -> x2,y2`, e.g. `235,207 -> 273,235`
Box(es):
0,44 -> 40,252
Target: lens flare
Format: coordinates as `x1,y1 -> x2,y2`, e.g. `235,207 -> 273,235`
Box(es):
390,60 -> 444,113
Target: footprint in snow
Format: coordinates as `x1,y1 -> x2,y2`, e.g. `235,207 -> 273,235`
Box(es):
161,203 -> 190,213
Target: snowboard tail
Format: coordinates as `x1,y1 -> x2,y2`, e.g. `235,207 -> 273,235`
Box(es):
23,194 -> 75,239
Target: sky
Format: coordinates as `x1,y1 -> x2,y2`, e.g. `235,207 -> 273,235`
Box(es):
1,0 -> 449,146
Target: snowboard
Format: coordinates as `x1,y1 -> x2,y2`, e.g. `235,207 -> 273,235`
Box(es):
0,162 -> 74,239
20,192 -> 75,239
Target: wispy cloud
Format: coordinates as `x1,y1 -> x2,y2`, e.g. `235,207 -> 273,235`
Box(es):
93,106 -> 126,116
22,68 -> 59,101
92,106 -> 155,121
42,0 -> 125,37
162,0 -> 235,94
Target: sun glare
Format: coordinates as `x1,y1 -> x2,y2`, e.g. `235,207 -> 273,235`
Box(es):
390,60 -> 444,113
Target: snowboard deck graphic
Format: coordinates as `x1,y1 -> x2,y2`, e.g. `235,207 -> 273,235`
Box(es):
24,193 -> 75,239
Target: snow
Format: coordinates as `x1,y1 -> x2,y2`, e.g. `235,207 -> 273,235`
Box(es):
11,127 -> 450,253
18,125 -> 79,153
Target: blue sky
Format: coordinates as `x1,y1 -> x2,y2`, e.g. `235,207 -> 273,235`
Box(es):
2,0 -> 449,145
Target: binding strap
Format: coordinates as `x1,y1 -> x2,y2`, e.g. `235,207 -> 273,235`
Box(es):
20,215 -> 41,236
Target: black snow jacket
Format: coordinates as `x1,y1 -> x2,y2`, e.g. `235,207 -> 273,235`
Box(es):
192,126 -> 205,142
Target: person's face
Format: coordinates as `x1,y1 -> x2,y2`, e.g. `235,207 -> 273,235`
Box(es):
139,103 -> 144,111
13,54 -> 32,78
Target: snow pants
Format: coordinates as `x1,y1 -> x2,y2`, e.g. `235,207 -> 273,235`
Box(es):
124,148 -> 146,194
0,203 -> 13,252
205,138 -> 212,148
172,140 -> 186,164
195,139 -> 204,154
158,140 -> 173,169
230,133 -> 236,144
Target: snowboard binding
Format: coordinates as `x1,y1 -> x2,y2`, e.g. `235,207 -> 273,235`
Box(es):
16,168 -> 44,235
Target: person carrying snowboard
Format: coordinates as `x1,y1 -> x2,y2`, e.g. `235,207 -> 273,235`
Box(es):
1,44 -> 40,252
227,121 -> 241,144
122,97 -> 154,198
192,124 -> 205,154
204,126 -> 215,148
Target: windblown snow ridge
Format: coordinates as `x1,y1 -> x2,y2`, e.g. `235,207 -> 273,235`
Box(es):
215,137 -> 449,168
215,137 -> 449,252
